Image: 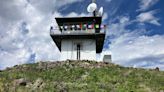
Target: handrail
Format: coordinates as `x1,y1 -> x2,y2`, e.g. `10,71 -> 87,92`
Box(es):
50,28 -> 106,35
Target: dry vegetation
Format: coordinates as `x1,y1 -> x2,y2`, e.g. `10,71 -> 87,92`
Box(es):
0,60 -> 164,92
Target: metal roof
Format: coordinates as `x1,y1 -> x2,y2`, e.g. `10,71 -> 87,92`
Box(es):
55,17 -> 102,26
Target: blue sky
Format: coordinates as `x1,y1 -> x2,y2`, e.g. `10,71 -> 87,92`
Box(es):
0,0 -> 164,70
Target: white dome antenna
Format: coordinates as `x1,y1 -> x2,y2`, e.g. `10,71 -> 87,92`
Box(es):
98,7 -> 104,16
87,3 -> 97,13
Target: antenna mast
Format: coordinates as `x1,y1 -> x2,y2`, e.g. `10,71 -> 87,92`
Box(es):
92,0 -> 96,17
92,0 -> 96,3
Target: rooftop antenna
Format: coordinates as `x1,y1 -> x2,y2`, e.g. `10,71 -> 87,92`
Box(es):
87,0 -> 104,17
98,7 -> 104,16
87,0 -> 97,17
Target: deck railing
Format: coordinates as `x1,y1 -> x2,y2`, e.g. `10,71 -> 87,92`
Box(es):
50,27 -> 106,35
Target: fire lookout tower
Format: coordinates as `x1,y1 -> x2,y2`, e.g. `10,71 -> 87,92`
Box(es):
50,0 -> 106,61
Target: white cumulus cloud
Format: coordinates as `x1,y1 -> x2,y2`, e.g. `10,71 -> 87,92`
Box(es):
138,0 -> 159,11
102,16 -> 164,70
0,0 -> 84,69
136,10 -> 161,26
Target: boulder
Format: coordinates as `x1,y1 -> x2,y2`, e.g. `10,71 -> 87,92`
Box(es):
13,78 -> 28,86
32,78 -> 44,89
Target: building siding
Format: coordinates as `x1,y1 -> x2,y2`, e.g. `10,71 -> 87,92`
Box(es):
61,39 -> 96,60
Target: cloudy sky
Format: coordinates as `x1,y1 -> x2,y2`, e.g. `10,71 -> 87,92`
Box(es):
0,0 -> 164,70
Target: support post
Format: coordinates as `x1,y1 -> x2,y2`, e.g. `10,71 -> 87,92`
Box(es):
92,0 -> 96,17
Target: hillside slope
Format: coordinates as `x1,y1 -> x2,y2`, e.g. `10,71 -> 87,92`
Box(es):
0,60 -> 164,92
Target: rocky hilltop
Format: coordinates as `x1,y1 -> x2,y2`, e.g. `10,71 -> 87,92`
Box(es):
0,60 -> 164,92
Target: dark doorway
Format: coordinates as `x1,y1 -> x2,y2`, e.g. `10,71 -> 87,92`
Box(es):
77,44 -> 80,60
